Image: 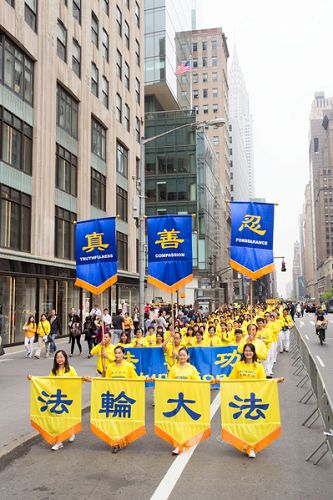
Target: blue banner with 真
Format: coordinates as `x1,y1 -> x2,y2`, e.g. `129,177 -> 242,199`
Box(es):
147,215 -> 193,293
75,217 -> 117,295
230,201 -> 275,280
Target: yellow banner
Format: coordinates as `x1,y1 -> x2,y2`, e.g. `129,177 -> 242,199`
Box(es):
30,377 -> 82,445
220,379 -> 281,454
154,379 -> 211,451
90,378 -> 146,448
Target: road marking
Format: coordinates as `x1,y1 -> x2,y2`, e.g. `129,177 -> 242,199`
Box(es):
305,335 -> 309,340
310,320 -> 315,325
300,321 -> 305,327
316,355 -> 325,368
150,393 -> 220,500
0,358 -> 14,363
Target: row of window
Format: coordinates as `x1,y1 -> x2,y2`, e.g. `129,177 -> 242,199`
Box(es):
193,57 -> 218,68
193,88 -> 219,98
192,73 -> 218,84
193,104 -> 219,114
146,178 -> 197,203
192,40 -> 217,52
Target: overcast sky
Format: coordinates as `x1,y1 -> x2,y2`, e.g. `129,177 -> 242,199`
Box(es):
196,0 -> 333,297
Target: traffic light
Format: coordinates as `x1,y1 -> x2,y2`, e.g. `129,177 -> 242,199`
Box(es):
281,260 -> 286,272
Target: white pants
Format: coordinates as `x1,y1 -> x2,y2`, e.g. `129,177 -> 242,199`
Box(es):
262,346 -> 274,376
34,336 -> 49,357
278,329 -> 290,352
24,336 -> 34,356
272,341 -> 278,363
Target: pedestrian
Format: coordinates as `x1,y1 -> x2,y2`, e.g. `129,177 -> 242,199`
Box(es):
68,308 -> 79,344
133,306 -> 140,333
157,310 -> 168,333
90,331 -> 115,376
69,314 -> 82,357
48,309 -> 62,355
34,314 -> 51,359
90,303 -> 102,320
102,308 -> 112,331
112,309 -> 124,345
83,316 -> 97,357
23,315 -> 37,358
124,312 -> 134,342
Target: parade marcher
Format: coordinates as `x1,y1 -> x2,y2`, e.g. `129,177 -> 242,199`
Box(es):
34,314 -> 51,359
23,315 -> 37,358
118,331 -> 131,347
48,309 -> 62,355
90,331 -> 115,376
145,325 -> 157,347
238,323 -> 267,361
278,309 -> 293,353
112,309 -> 124,345
131,327 -> 147,347
83,316 -> 97,357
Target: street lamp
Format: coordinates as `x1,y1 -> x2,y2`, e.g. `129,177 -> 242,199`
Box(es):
138,118 -> 226,327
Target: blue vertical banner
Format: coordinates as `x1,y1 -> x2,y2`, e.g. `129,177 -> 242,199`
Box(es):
75,217 -> 117,294
147,215 -> 193,293
230,202 -> 275,279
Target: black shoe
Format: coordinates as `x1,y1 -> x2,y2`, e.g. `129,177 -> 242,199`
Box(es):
112,445 -> 119,454
266,375 -> 273,379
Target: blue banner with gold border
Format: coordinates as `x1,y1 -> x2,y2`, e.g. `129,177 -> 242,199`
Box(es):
230,202 -> 275,279
147,215 -> 193,293
75,217 -> 117,294
188,346 -> 240,381
124,347 -> 168,385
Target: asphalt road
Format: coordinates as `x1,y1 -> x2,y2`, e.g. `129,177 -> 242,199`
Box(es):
0,333 -> 332,500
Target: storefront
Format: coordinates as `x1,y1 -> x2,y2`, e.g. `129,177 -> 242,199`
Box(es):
0,258 -> 139,346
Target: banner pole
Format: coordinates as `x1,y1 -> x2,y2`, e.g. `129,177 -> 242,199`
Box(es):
101,293 -> 106,377
171,292 -> 175,329
250,279 -> 253,325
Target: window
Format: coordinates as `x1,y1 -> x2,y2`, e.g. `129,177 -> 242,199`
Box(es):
135,39 -> 140,66
56,144 -> 77,196
116,50 -> 122,80
116,6 -> 122,36
117,232 -> 128,270
124,62 -> 130,90
124,21 -> 130,49
57,20 -> 67,62
91,168 -> 106,210
55,206 -> 76,260
56,84 -> 78,139
314,138 -> 319,153
72,39 -> 81,77
25,0 -> 37,32
212,72 -> 218,81
103,0 -> 109,15
1,184 -> 31,252
124,104 -> 130,132
203,105 -> 208,114
212,39 -> 217,50
203,88 -> 208,98
212,88 -> 218,97
116,93 -> 122,122
91,62 -> 98,96
192,43 -> 197,52
202,41 -> 207,51
135,78 -> 140,104
202,57 -> 207,67
91,117 -> 106,160
193,58 -> 198,68
202,72 -> 208,82
7,33 -> 30,76
193,89 -> 199,99
116,142 -> 128,177
193,105 -> 199,115
193,73 -> 198,83
212,56 -> 217,66
102,29 -> 109,62
212,136 -> 219,146
102,76 -> 109,108
213,103 -> 218,113
91,12 -> 99,47
5,0 -> 15,6
125,0 -> 129,8
116,186 -> 128,221
73,0 -> 81,23
136,117 -> 140,143
1,107 -> 33,175
135,2 -> 140,28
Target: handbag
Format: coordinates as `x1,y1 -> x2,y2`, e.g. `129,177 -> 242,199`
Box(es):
71,323 -> 81,337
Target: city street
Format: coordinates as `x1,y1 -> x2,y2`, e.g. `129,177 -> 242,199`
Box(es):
0,331 -> 332,500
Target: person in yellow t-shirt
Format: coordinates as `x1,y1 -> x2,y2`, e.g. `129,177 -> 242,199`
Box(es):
163,332 -> 184,370
23,315 -> 37,358
130,328 -> 147,347
48,349 -> 78,450
256,318 -> 273,377
35,314 -> 51,359
184,326 -> 196,347
238,324 -> 267,361
90,331 -> 115,375
207,326 -> 222,346
278,309 -> 293,353
117,331 -> 131,348
193,330 -> 208,346
145,325 -> 157,347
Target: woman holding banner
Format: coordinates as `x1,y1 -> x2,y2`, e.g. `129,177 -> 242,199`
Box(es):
168,347 -> 200,381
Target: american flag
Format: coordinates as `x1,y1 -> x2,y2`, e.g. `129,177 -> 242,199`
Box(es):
175,60 -> 192,75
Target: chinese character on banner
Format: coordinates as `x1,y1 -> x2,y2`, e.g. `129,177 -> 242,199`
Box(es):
163,392 -> 201,421
155,229 -> 184,249
99,390 -> 136,418
82,231 -> 109,253
214,352 -> 240,369
238,215 -> 266,235
38,389 -> 73,414
229,392 -> 269,420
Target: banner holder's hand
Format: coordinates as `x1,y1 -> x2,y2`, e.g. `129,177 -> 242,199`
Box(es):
27,374 -> 32,381
276,377 -> 284,383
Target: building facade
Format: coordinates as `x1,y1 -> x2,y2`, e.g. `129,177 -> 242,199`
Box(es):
0,0 -> 144,345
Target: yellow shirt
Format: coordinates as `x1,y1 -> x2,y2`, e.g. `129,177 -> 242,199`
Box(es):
238,338 -> 268,361
90,343 -> 115,374
256,327 -> 273,350
24,322 -> 37,338
222,331 -> 235,346
145,333 -> 157,346
48,366 -> 78,377
165,343 -> 182,369
131,337 -> 148,347
168,363 -> 200,380
37,320 -> 51,337
184,335 -> 196,347
105,360 -> 137,378
206,336 -> 222,347
193,338 -> 209,347
229,360 -> 266,380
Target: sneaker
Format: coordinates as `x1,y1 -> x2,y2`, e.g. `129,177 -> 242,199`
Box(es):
69,354 -> 73,357
34,355 -> 40,359
25,352 -> 29,358
46,353 -> 50,358
266,375 -> 272,379
51,442 -> 63,451
112,445 -> 119,454
172,447 -> 180,455
68,434 -> 75,443
248,449 -> 256,458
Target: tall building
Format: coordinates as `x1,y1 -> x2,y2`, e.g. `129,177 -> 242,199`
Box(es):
303,182 -> 316,298
229,49 -> 254,199
308,92 -> 333,298
292,241 -> 301,299
0,0 -> 144,345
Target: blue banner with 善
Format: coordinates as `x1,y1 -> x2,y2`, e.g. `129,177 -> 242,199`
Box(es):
75,217 -> 117,295
230,201 -> 275,279
147,215 -> 193,293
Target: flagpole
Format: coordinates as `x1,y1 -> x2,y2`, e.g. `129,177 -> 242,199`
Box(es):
250,279 -> 253,326
171,292 -> 175,329
101,293 -> 106,377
